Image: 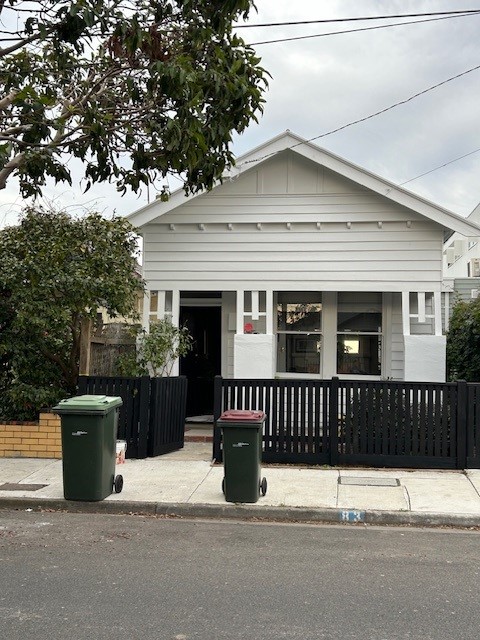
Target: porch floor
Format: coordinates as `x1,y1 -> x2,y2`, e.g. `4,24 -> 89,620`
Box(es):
184,421 -> 213,443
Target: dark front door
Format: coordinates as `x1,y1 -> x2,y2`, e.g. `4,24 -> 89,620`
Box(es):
179,306 -> 221,417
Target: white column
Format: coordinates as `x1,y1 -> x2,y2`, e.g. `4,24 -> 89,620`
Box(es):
444,291 -> 450,332
434,291 -> 442,336
236,290 -> 244,334
234,290 -> 275,378
157,290 -> 166,319
171,290 -> 180,327
170,290 -> 180,376
142,290 -> 150,332
251,290 -> 259,320
417,292 -> 426,324
266,290 -> 274,334
402,292 -> 410,336
402,290 -> 446,382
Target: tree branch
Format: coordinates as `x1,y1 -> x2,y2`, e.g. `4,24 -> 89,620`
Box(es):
0,90 -> 17,111
0,152 -> 24,190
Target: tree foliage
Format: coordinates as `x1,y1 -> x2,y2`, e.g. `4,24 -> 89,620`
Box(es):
446,297 -> 480,381
0,1 -> 267,198
0,206 -> 144,418
117,317 -> 192,377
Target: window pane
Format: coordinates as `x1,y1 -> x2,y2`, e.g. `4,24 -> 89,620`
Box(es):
277,334 -> 321,374
277,303 -> 322,332
337,292 -> 382,333
337,335 -> 381,375
338,312 -> 382,333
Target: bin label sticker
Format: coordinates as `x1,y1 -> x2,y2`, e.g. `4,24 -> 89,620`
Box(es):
232,442 -> 249,448
71,431 -> 88,436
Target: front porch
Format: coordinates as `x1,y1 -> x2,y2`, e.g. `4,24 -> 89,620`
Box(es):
144,288 -> 447,390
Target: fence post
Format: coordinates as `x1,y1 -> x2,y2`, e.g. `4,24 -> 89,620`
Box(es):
213,376 -> 223,463
137,375 -> 150,459
329,377 -> 339,466
77,375 -> 88,395
456,380 -> 467,469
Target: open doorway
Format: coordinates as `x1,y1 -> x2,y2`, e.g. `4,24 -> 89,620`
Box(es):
179,305 -> 221,418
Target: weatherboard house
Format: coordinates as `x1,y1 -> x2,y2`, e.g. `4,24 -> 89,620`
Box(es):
127,132 -> 480,406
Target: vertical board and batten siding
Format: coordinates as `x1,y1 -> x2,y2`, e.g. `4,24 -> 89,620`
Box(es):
142,151 -> 444,293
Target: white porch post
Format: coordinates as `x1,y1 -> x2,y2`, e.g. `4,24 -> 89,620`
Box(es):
233,290 -> 275,379
142,290 -> 150,332
170,290 -> 180,376
402,291 -> 446,382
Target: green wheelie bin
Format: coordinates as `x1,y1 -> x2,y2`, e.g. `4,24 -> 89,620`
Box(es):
218,409 -> 267,503
53,395 -> 124,501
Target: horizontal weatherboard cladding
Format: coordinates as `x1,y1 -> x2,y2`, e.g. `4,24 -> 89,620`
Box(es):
140,149 -> 445,293
143,224 -> 443,292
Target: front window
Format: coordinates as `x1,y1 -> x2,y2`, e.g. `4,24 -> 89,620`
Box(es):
276,292 -> 322,374
337,293 -> 382,376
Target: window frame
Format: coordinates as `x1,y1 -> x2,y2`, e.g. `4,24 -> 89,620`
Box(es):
275,292 -> 323,378
336,293 -> 384,379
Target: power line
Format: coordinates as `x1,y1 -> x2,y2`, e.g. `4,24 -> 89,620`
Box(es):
235,9 -> 480,28
401,148 -> 480,185
249,13 -> 479,46
239,62 -> 480,168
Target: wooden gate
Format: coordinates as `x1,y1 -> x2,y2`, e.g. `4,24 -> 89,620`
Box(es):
78,375 -> 187,458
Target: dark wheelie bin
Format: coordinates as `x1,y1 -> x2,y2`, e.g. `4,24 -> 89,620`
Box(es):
53,395 -> 124,501
217,409 -> 267,503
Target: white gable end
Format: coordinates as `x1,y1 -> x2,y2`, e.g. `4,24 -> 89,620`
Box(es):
141,150 -> 441,293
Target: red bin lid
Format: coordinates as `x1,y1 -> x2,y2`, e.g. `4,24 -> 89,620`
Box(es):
219,409 -> 265,422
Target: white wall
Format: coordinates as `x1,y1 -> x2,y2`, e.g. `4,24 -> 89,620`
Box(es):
233,334 -> 276,378
443,231 -> 480,278
404,335 -> 446,382
142,151 -> 444,294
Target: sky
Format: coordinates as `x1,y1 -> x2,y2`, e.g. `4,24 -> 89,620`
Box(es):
2,0 -> 480,229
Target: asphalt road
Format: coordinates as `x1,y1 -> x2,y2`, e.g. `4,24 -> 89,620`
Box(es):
0,511 -> 479,640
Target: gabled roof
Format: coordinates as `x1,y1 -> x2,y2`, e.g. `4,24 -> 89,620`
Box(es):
468,201 -> 480,225
127,131 -> 480,237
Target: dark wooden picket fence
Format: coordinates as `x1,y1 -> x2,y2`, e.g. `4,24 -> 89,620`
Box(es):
213,377 -> 480,469
78,375 -> 187,458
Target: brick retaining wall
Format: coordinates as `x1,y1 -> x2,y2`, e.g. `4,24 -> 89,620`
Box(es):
0,413 -> 62,459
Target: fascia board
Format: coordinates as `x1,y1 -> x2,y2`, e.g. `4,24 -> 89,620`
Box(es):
126,130 -> 480,236
126,188 -> 195,227
291,142 -> 480,237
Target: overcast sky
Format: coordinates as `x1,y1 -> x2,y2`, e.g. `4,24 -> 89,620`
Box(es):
2,0 -> 480,228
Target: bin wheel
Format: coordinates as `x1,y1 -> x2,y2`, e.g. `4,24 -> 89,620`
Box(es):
222,478 -> 225,495
260,477 -> 267,496
114,474 -> 124,494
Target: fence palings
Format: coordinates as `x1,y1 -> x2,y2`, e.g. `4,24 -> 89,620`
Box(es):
78,375 -> 186,458
213,377 -> 480,469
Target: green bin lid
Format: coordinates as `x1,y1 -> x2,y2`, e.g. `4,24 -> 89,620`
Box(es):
53,394 -> 123,415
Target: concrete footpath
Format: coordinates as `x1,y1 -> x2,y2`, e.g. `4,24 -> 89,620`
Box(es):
1,442 -> 480,528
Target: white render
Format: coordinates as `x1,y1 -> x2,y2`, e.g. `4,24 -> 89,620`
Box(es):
128,132 -> 480,383
403,335 -> 447,382
233,334 -> 275,379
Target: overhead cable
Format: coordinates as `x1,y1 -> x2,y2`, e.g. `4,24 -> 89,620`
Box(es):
239,63 -> 480,167
235,9 -> 480,28
401,148 -> 480,185
248,13 -> 479,46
